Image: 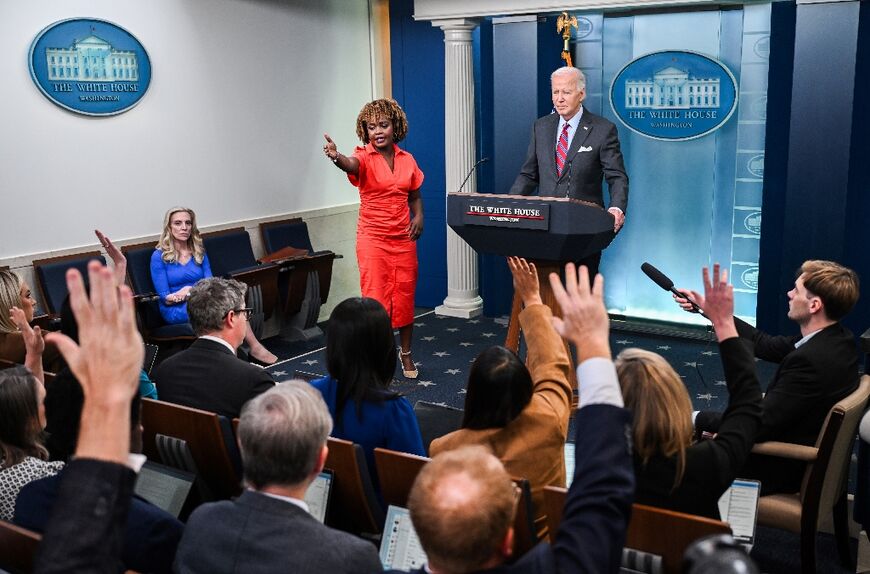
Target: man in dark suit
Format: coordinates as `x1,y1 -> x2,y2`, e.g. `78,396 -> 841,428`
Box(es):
681,260 -> 860,494
152,277 -> 274,418
387,264 -> 634,574
510,66 -> 629,278
174,382 -> 382,574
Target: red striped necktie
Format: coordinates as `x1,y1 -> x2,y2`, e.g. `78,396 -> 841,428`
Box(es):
556,122 -> 570,177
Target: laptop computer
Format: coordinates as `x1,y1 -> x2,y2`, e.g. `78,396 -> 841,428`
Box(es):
134,460 -> 195,518
303,469 -> 334,524
380,505 -> 428,571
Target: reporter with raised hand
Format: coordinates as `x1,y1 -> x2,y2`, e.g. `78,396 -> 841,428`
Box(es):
617,264 -> 763,519
546,264 -> 635,574
34,261 -> 144,574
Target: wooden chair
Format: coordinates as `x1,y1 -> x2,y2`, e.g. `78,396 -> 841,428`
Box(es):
543,488 -> 730,574
374,447 -> 430,508
0,520 -> 41,574
324,437 -> 384,535
751,374 -> 870,574
373,447 -> 539,559
140,399 -> 242,502
32,251 -> 105,314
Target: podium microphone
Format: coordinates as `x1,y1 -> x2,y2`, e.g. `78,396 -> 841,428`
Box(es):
641,262 -> 706,316
457,157 -> 490,193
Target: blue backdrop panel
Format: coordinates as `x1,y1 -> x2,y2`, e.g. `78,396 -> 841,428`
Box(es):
600,9 -> 767,325
390,0 -> 447,308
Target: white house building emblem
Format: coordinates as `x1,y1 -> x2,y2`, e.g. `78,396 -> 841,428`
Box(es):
610,51 -> 738,141
29,19 -> 151,116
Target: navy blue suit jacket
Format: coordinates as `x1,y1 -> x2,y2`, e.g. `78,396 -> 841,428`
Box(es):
15,469 -> 183,574
386,404 -> 635,574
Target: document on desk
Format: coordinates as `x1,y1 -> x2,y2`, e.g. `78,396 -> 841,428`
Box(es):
717,479 -> 761,547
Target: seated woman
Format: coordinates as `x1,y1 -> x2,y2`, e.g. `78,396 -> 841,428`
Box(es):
0,331 -> 62,521
310,297 -> 425,478
149,206 -> 277,365
429,257 -> 573,535
0,270 -> 61,371
615,264 -> 763,520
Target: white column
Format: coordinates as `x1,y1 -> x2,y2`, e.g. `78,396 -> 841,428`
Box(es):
433,18 -> 483,319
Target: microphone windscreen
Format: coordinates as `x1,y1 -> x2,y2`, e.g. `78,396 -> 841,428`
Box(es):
641,262 -> 675,291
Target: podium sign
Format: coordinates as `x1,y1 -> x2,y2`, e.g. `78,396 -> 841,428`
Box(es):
462,196 -> 550,231
448,193 -> 615,262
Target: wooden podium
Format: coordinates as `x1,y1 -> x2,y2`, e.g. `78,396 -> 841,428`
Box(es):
447,192 -> 616,388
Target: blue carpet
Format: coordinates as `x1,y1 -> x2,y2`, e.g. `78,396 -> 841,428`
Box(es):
263,308 -> 780,414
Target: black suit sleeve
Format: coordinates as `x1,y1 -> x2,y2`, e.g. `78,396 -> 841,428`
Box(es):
34,459 -> 135,574
735,317 -> 800,363
509,125 -> 541,196
755,352 -> 822,442
691,337 -> 763,491
600,122 -> 629,214
248,370 -> 276,402
553,404 -> 634,574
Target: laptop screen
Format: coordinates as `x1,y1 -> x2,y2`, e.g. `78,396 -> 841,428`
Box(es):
304,470 -> 333,523
134,460 -> 195,518
380,505 -> 428,571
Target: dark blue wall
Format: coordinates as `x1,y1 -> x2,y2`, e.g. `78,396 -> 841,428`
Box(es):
758,0 -> 868,337
390,0 -> 447,308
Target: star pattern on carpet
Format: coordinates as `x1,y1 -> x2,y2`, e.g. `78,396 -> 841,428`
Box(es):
264,308 -> 780,414
715,380 -> 727,386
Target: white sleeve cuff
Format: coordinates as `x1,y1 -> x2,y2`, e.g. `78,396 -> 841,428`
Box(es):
576,357 -> 623,409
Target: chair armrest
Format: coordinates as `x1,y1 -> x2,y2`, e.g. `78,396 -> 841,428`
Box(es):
133,293 -> 160,303
751,441 -> 819,461
31,314 -> 61,332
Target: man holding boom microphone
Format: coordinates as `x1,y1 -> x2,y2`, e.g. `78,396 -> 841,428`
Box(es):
672,260 -> 860,494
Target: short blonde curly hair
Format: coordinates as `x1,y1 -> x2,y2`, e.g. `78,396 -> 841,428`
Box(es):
355,98 -> 409,144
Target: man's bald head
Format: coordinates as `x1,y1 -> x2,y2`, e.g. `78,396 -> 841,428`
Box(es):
408,446 -> 516,573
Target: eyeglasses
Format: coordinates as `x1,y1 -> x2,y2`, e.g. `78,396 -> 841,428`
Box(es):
224,307 -> 254,320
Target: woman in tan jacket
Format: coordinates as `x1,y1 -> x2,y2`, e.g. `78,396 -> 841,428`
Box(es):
429,257 -> 573,536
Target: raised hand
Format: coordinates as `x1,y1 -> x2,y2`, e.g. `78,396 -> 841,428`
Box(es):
10,306 -> 44,383
549,263 -> 610,362
701,264 -> 737,341
95,229 -> 127,287
507,256 -> 542,307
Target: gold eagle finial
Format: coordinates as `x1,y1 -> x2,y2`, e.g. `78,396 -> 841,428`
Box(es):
556,12 -> 578,66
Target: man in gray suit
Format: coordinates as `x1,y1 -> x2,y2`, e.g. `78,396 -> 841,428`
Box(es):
510,66 -> 629,277
174,382 -> 381,574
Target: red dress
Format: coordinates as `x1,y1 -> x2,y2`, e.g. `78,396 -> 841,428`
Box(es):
348,143 -> 424,328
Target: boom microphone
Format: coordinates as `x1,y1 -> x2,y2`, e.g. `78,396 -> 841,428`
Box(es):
641,262 -> 705,315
